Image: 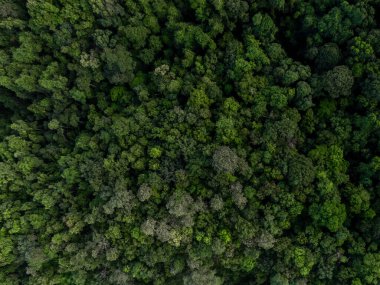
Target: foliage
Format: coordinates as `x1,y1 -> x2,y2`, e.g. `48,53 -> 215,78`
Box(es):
0,0 -> 380,284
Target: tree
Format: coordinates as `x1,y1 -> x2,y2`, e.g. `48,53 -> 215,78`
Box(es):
295,81 -> 313,110
183,267 -> 223,285
363,75 -> 380,102
270,273 -> 289,285
212,146 -> 240,174
287,152 -> 315,187
309,198 -> 346,232
102,45 -> 135,84
252,13 -> 278,43
316,43 -> 341,71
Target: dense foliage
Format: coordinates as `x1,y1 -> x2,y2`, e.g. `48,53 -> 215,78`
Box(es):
1,0 -> 380,284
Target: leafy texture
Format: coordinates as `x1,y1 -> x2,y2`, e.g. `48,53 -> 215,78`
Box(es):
0,0 -> 380,284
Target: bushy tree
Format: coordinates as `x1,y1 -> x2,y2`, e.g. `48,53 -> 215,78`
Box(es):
324,65 -> 354,98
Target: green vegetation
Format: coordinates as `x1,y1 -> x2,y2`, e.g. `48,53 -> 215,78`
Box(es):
0,0 -> 380,284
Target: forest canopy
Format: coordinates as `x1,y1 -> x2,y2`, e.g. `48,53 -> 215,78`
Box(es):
1,0 -> 380,284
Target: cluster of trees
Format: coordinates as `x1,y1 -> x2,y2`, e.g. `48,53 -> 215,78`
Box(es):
0,0 -> 380,284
